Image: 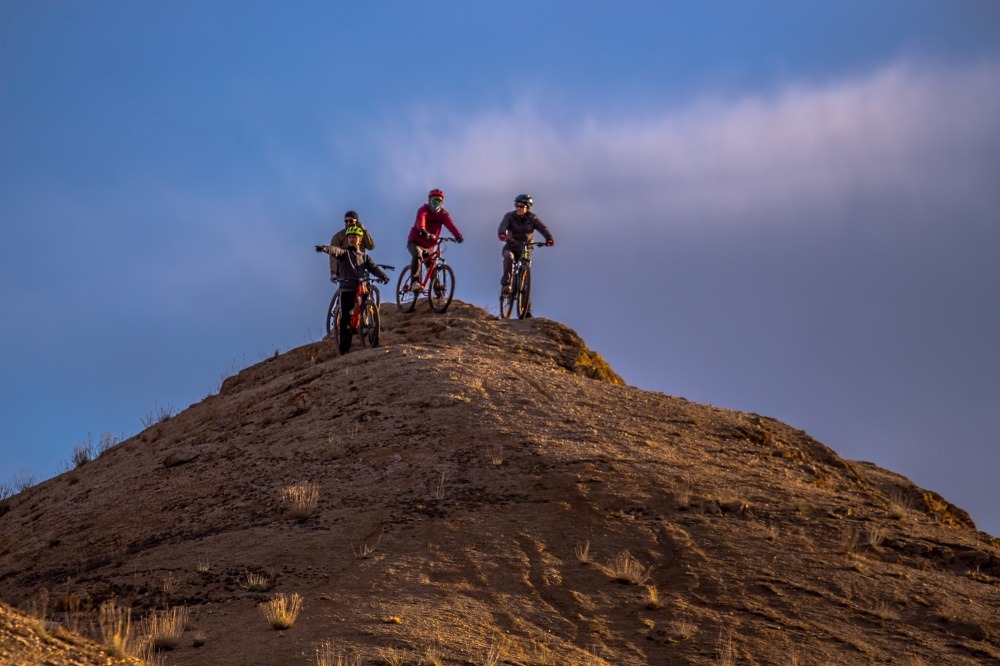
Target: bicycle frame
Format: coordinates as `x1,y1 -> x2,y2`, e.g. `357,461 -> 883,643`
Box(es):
412,239 -> 452,288
501,241 -> 547,319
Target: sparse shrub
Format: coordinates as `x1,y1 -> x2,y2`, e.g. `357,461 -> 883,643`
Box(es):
670,618 -> 698,641
866,527 -> 886,550
245,572 -> 270,591
353,532 -> 382,559
259,592 -> 303,629
145,606 -> 188,651
98,432 -> 120,455
72,439 -> 95,467
13,468 -> 36,493
644,584 -> 664,609
607,550 -> 653,585
27,588 -> 50,637
574,541 -> 592,564
191,629 -> 207,647
716,632 -> 736,666
314,640 -> 362,666
281,481 -> 320,519
487,445 -> 504,466
99,599 -> 140,658
195,560 -> 210,573
0,482 -> 12,501
378,646 -> 408,666
434,471 -> 447,500
141,401 -> 176,428
422,644 -> 444,666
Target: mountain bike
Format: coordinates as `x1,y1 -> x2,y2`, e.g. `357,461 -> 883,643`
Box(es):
500,242 -> 547,319
326,266 -> 393,348
395,238 -> 456,313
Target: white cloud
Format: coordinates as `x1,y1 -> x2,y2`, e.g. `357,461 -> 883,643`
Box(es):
382,59 -> 1000,232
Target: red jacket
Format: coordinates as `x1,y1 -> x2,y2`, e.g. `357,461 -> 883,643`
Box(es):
407,204 -> 462,249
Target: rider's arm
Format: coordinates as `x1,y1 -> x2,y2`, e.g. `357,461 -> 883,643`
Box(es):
361,226 -> 375,251
367,258 -> 390,283
441,211 -> 462,241
533,215 -> 554,243
497,213 -> 512,240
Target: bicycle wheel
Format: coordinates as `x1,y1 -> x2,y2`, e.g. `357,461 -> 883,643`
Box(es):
395,267 -> 417,312
358,299 -> 380,348
499,267 -> 516,319
428,264 -> 455,313
325,291 -> 342,347
516,265 -> 531,319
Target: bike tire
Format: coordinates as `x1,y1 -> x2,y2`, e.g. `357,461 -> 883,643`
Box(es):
499,267 -> 516,319
326,291 -> 342,348
516,265 -> 531,319
395,268 -> 417,312
499,287 -> 514,319
428,264 -> 455,313
358,299 -> 380,348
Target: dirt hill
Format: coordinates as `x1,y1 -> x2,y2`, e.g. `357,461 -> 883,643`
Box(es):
2,301 -> 999,665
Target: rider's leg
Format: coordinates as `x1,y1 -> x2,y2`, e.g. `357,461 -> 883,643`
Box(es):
501,244 -> 515,290
339,289 -> 356,355
407,242 -> 424,291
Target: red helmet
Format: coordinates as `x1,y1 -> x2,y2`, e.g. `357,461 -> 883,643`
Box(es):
428,188 -> 444,200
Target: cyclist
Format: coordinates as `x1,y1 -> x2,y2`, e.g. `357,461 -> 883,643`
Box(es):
406,188 -> 463,293
315,226 -> 390,355
497,194 -> 554,298
326,210 -> 375,277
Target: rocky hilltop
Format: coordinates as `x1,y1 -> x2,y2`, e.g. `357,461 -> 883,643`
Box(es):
2,301 -> 998,665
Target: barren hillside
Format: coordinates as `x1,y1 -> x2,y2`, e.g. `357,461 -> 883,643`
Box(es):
2,301 -> 998,665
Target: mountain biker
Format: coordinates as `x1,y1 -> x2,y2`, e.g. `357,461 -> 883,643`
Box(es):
326,210 -> 375,277
498,194 -> 554,298
406,188 -> 463,293
315,226 -> 390,355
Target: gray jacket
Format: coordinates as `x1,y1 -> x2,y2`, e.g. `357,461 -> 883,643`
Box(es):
325,247 -> 389,289
497,211 -> 553,244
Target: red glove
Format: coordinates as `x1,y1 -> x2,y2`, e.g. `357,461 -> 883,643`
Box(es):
545,238 -> 554,246
499,234 -> 507,242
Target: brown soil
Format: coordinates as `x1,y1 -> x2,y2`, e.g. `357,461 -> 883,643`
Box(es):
2,300 -> 998,665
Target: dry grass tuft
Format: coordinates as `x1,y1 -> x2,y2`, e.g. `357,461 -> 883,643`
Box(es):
99,599 -> 142,659
487,444 -> 504,466
644,584 -> 665,609
716,632 -> 736,666
377,646 -> 408,665
671,618 -> 698,641
866,527 -> 886,550
245,571 -> 271,591
145,606 -> 188,651
574,540 -> 592,564
281,481 -> 320,519
313,639 -> 362,666
607,550 -> 653,585
259,592 -> 303,630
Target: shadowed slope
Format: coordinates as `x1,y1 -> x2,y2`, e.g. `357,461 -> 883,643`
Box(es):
2,301 -> 998,665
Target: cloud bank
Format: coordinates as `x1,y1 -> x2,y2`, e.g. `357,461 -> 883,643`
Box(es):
383,59 -> 1000,233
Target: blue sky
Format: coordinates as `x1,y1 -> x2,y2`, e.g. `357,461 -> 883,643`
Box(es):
2,1 -> 999,534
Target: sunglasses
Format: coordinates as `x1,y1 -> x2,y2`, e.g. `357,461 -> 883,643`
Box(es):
344,218 -> 357,223
515,203 -> 528,208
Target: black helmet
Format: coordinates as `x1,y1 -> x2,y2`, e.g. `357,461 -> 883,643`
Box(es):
344,210 -> 359,223
514,193 -> 533,208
